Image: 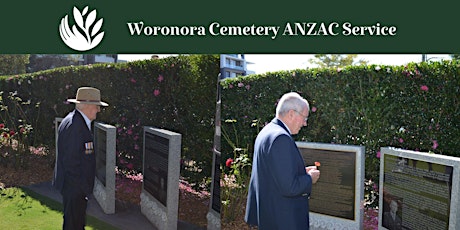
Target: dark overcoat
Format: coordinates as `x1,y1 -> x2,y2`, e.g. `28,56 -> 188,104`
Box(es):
245,118 -> 313,230
53,110 -> 96,196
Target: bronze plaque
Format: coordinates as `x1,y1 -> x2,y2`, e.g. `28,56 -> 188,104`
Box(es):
299,148 -> 356,220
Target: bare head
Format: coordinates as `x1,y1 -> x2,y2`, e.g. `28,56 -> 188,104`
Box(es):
276,92 -> 310,135
389,199 -> 398,214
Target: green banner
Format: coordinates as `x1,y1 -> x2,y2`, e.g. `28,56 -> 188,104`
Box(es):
2,1 -> 459,53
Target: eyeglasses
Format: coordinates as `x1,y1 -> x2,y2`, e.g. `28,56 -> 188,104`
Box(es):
293,110 -> 308,123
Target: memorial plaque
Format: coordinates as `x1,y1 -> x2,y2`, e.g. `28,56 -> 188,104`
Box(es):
95,127 -> 107,186
141,127 -> 181,230
300,148 -> 356,219
92,122 -> 116,214
296,142 -> 365,229
379,147 -> 460,230
143,131 -> 169,206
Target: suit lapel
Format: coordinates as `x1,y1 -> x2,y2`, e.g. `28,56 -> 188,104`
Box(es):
273,118 -> 304,164
74,110 -> 93,140
74,110 -> 91,132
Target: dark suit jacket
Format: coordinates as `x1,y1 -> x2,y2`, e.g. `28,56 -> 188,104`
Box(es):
53,110 -> 96,196
245,118 -> 313,229
383,212 -> 402,230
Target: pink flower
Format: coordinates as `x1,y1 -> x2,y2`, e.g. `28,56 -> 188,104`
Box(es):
420,85 -> 429,91
9,130 -> 15,136
158,74 -> 164,82
127,129 -> 133,135
398,138 -> 404,143
154,89 -> 160,96
0,123 -> 4,129
376,151 -> 381,158
226,158 -> 233,167
134,144 -> 140,150
130,78 -> 136,83
432,140 -> 439,149
229,84 -> 233,89
245,85 -> 251,90
311,107 -> 317,113
237,82 -> 244,88
127,163 -> 134,170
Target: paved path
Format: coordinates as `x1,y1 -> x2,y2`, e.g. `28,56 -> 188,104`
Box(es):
26,181 -> 205,230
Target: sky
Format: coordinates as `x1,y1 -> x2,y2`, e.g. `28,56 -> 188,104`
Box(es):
117,54 -> 451,74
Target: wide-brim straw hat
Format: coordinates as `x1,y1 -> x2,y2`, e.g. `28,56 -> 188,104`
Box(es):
67,87 -> 109,106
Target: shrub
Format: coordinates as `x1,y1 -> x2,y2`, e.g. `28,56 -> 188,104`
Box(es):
0,54 -> 220,190
221,60 -> 460,208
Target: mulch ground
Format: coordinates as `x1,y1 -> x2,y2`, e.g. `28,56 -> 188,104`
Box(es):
0,151 -> 210,228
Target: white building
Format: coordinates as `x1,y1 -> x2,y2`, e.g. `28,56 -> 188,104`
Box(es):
220,54 -> 254,79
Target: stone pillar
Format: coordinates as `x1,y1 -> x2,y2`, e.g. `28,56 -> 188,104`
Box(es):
141,127 -> 181,230
93,122 -> 116,214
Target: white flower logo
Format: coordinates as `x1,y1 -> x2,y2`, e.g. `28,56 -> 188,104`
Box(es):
59,6 -> 105,51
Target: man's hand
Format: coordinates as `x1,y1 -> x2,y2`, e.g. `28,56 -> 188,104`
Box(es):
306,166 -> 320,184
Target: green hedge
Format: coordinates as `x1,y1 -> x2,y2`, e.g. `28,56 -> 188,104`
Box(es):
221,60 -> 460,180
0,54 -> 219,188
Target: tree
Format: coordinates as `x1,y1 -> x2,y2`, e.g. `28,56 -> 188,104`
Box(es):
0,55 -> 30,75
450,54 -> 460,60
308,54 -> 367,68
26,54 -> 82,73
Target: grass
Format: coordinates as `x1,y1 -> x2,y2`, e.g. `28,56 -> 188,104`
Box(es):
0,187 -> 120,230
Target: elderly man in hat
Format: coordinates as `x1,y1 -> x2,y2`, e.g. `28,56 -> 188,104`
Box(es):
53,87 -> 108,230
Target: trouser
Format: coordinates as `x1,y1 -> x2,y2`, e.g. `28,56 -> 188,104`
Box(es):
62,184 -> 88,230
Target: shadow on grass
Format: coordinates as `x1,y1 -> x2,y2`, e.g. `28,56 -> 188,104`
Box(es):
0,187 -> 119,230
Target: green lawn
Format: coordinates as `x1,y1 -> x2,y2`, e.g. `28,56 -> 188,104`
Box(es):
0,187 -> 119,230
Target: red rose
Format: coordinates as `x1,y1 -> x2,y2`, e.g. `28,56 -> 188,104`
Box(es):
226,158 -> 234,168
0,124 -> 4,129
9,130 -> 15,136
